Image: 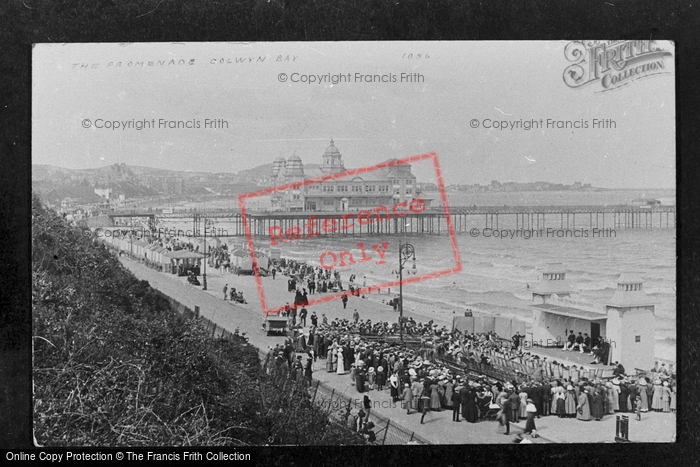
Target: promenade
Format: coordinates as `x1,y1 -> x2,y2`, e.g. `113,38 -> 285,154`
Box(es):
118,257 -> 675,444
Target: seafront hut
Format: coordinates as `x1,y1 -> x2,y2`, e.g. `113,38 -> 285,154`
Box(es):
156,247 -> 173,272
235,248 -> 268,274
132,239 -> 149,259
231,248 -> 247,269
530,266 -> 657,371
168,249 -> 207,275
145,243 -> 160,262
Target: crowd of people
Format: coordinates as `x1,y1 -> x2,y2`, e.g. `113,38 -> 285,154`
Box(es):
276,259 -> 350,296
264,309 -> 677,438
260,257 -> 677,440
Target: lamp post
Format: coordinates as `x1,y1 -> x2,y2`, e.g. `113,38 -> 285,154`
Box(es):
202,217 -> 215,291
398,242 -> 416,343
194,213 -> 210,290
202,218 -> 208,290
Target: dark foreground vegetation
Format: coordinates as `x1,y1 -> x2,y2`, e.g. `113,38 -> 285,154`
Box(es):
31,194 -> 364,446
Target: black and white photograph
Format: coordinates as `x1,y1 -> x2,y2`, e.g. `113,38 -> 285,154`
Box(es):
30,40 -> 676,449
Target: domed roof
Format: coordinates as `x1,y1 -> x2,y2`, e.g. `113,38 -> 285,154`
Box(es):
324,139 -> 341,156
288,154 -> 302,161
274,156 -> 286,163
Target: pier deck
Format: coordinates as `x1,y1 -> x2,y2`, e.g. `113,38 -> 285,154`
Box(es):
107,204 -> 676,235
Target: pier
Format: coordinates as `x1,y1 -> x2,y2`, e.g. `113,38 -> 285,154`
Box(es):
108,204 -> 676,236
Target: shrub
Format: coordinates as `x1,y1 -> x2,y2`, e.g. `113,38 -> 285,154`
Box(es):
32,194 -> 364,446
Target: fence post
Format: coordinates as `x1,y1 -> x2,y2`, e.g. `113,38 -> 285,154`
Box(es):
327,389 -> 335,416
615,414 -> 630,442
311,381 -> 319,405
211,323 -> 217,338
383,419 -> 390,445
409,432 -> 414,443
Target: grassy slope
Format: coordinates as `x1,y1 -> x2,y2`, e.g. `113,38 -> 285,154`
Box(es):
30,194 -> 365,447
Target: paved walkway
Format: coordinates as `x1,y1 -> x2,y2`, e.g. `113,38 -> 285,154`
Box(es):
118,257 -> 675,444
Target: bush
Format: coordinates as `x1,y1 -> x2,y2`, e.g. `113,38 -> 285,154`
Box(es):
32,194 -> 364,446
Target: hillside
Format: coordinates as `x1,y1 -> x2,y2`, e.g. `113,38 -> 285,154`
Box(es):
31,193 -> 365,447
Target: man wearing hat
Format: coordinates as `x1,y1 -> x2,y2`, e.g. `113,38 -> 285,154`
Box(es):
563,330 -> 576,351
450,381 -> 461,422
612,361 -> 626,377
508,387 -> 520,423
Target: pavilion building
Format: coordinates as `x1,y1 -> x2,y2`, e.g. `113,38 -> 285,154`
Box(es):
270,139 -> 430,212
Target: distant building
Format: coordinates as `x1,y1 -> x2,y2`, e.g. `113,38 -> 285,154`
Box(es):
631,198 -> 661,206
271,139 -> 430,212
94,187 -> 112,201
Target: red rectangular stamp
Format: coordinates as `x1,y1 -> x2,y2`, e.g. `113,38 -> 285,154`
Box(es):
238,151 -> 461,315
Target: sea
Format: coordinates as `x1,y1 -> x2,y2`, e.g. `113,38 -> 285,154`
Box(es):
157,189 -> 677,363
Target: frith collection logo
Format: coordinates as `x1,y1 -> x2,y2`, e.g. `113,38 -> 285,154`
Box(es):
563,40 -> 673,92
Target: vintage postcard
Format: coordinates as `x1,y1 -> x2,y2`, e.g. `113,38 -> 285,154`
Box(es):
31,41 -> 675,449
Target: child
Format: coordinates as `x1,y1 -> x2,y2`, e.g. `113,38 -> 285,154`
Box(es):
635,395 -> 642,421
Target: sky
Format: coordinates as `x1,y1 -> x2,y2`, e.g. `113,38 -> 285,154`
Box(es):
32,41 -> 676,189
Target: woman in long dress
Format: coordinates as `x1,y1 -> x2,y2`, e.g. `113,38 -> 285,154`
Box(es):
651,380 -> 664,411
430,382 -> 442,412
607,382 -> 619,413
326,340 -> 336,372
376,366 -> 385,391
638,379 -> 649,412
336,346 -> 346,374
355,367 -> 365,393
549,382 -> 558,414
419,386 -> 432,424
577,389 -> 591,421
524,399 -> 537,434
591,386 -> 604,421
669,384 -> 676,413
390,372 -> 399,402
564,385 -> 577,418
437,381 -> 447,408
444,381 -> 454,410
411,378 -> 422,411
366,367 -> 374,389
402,384 -> 413,414
519,387 -> 528,420
496,394 -> 510,435
553,384 -> 564,416
661,382 -> 672,412
618,382 -> 629,412
464,387 -> 479,423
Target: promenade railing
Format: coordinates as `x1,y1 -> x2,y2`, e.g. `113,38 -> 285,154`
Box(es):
307,379 -> 430,445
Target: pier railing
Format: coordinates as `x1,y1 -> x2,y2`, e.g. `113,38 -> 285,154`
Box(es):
112,204 -> 676,216
106,204 -> 675,235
